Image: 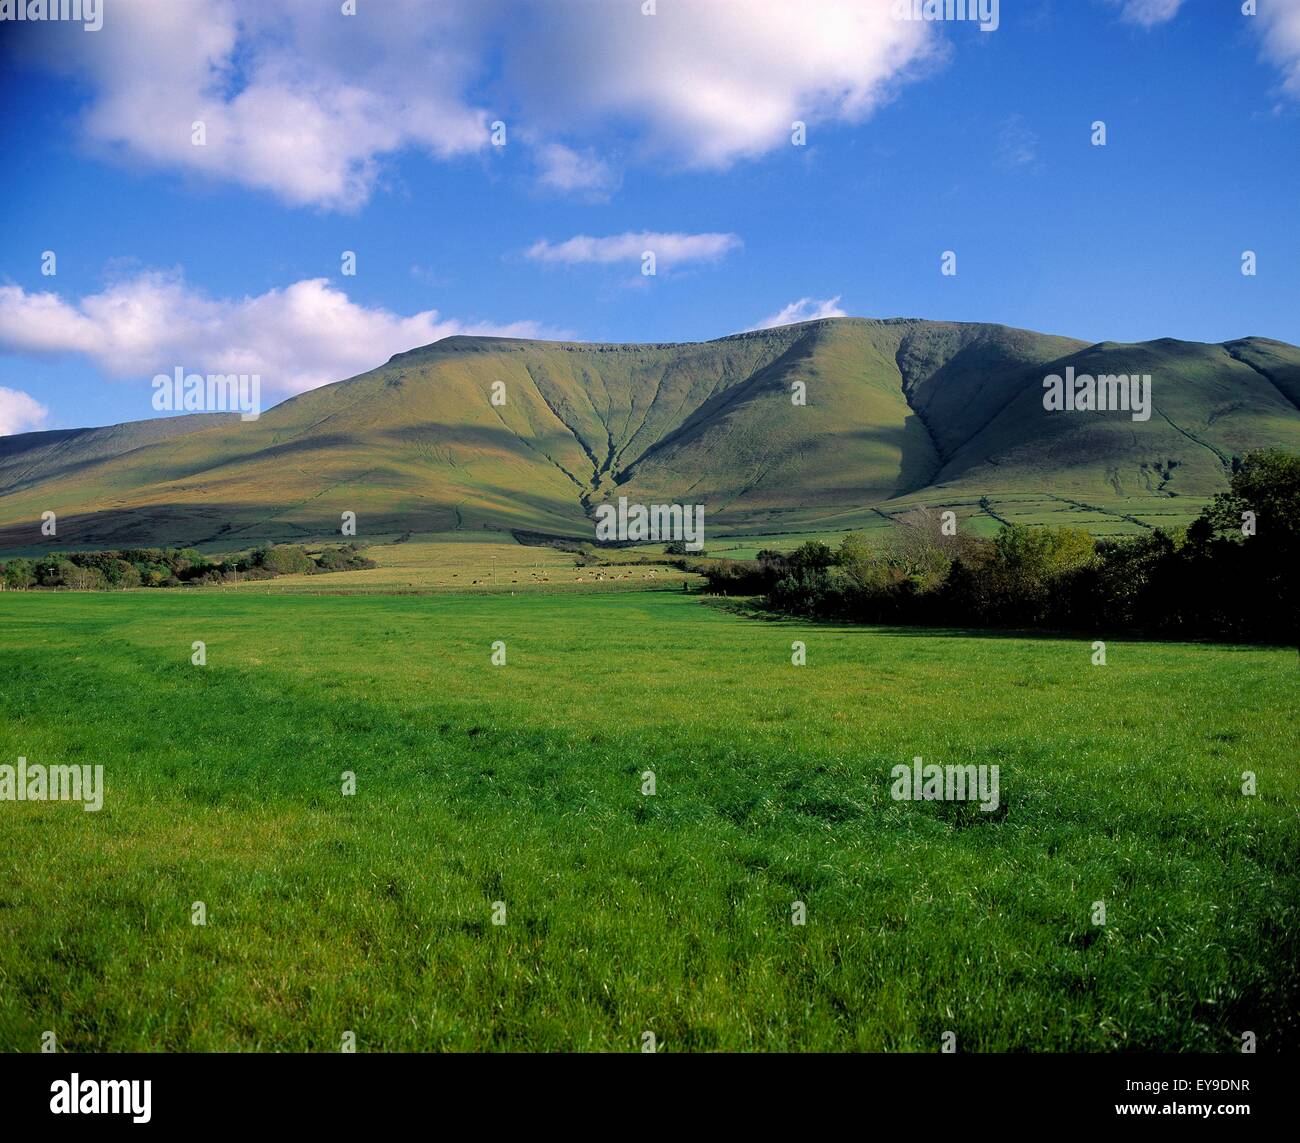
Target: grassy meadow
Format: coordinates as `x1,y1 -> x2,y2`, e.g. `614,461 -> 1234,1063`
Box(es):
0,586 -> 1296,1052
210,533 -> 698,594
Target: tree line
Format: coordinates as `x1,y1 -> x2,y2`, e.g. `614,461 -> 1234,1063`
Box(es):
0,543 -> 376,591
693,450 -> 1299,644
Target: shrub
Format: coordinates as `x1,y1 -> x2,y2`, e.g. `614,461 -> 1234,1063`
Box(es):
767,567 -> 837,616
255,545 -> 314,576
2,559 -> 36,590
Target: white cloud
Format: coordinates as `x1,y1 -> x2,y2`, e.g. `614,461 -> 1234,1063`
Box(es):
747,296 -> 847,331
0,273 -> 560,397
52,0 -> 491,211
1109,0 -> 1185,26
0,387 -> 50,437
526,232 -> 742,269
534,143 -> 620,200
501,0 -> 935,170
27,0 -> 936,209
1259,0 -> 1300,99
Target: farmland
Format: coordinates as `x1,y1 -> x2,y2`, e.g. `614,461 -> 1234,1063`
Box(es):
0,588 -> 1295,1051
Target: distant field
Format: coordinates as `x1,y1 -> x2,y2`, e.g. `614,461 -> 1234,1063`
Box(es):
0,488 -> 1207,565
203,491 -> 1202,591
1,590 -> 1295,1051
616,491 -> 1205,560
215,533 -> 698,594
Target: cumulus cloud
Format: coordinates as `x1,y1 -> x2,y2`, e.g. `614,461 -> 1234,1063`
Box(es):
0,387 -> 50,437
25,0 -> 936,209
45,0 -> 490,211
1259,0 -> 1300,99
0,273 -> 560,396
526,232 -> 742,270
747,296 -> 847,331
500,0 -> 934,169
1108,0 -> 1185,26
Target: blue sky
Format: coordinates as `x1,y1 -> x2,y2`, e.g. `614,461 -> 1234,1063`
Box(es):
1,0 -> 1298,434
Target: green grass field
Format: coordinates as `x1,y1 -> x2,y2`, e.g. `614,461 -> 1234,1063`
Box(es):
1,589 -> 1296,1051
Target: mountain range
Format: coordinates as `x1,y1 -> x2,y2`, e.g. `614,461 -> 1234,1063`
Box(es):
2,317 -> 1299,552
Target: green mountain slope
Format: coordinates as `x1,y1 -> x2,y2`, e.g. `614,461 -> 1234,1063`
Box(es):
1,318 -> 1297,550
0,413 -> 239,496
931,338 -> 1300,499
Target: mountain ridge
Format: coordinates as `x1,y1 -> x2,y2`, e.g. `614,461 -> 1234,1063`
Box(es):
2,317 -> 1298,551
